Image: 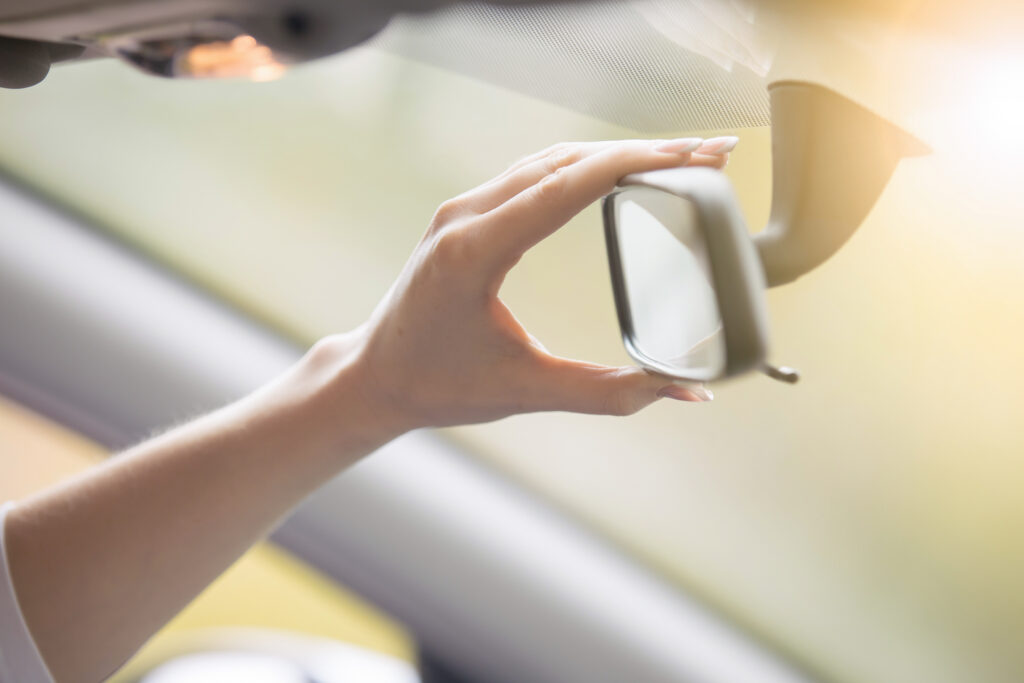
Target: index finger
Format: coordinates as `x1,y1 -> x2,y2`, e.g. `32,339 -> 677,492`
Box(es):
477,139 -> 701,271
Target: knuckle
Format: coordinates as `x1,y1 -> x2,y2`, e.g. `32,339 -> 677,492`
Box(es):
511,143 -> 561,170
604,391 -> 636,417
544,145 -> 581,173
532,166 -> 567,201
430,197 -> 467,227
429,227 -> 473,266
603,369 -> 647,416
545,141 -> 571,157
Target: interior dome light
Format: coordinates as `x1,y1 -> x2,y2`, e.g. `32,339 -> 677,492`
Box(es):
103,21 -> 287,81
180,35 -> 286,81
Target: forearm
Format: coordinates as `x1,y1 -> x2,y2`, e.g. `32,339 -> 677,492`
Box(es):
0,136 -> 722,683
4,334 -> 399,683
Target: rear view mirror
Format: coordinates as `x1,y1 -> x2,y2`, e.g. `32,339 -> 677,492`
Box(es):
601,83 -> 927,385
603,167 -> 793,383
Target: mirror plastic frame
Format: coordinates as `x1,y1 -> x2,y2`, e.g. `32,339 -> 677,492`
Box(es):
602,167 -> 770,382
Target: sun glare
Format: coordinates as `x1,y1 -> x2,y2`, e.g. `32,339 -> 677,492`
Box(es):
923,43 -> 1024,206
964,52 -> 1024,153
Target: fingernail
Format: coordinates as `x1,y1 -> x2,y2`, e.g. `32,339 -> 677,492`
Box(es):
698,136 -> 739,154
654,137 -> 703,154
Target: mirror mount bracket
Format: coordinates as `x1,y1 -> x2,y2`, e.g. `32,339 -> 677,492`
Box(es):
755,81 -> 930,287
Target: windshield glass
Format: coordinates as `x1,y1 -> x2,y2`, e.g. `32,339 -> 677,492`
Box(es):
1,15 -> 1022,683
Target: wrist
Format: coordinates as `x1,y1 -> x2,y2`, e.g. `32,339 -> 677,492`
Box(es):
288,332 -> 412,457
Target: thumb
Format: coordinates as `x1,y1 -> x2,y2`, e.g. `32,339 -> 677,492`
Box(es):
534,356 -> 712,416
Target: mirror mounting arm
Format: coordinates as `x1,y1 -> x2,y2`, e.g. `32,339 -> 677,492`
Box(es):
755,81 -> 930,288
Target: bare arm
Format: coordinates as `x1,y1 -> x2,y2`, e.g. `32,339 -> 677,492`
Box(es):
4,137 -> 729,683
5,333 -> 393,683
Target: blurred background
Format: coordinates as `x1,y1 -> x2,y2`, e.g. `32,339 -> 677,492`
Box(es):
1,1 -> 1023,681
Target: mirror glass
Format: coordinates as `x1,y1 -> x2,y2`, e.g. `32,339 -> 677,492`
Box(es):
612,187 -> 727,378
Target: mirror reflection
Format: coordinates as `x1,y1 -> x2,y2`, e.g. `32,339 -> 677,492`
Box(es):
613,187 -> 727,379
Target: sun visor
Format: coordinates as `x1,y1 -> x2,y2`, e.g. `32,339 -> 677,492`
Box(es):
372,1 -> 773,133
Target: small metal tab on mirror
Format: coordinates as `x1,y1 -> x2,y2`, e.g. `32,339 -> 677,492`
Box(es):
762,363 -> 800,384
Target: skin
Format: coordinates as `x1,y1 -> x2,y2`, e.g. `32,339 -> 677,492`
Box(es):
4,136 -> 733,683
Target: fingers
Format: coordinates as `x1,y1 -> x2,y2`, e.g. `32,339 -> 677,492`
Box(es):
441,135 -> 738,278
696,136 -> 738,155
502,142 -> 588,177
479,140 -> 706,270
461,141 -> 615,214
529,355 -> 711,416
687,136 -> 738,169
462,136 -> 738,214
462,138 -> 702,214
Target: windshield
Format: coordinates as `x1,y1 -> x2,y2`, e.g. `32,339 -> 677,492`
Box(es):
1,13 -> 1022,683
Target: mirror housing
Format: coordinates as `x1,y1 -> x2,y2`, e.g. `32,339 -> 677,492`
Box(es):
603,168 -> 770,382
755,81 -> 930,287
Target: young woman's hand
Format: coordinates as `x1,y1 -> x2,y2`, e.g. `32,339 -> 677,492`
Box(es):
328,137 -> 736,433
3,136 -> 732,683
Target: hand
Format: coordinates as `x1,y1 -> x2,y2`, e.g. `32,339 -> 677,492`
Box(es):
2,139 -> 727,681
336,137 -> 737,432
